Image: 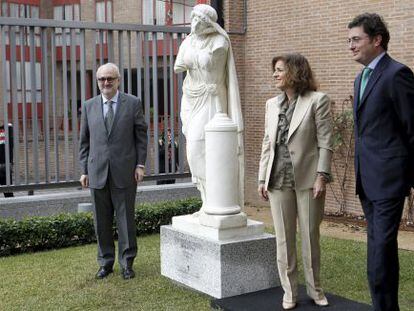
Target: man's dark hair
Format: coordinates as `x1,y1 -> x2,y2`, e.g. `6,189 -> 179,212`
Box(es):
348,13 -> 390,51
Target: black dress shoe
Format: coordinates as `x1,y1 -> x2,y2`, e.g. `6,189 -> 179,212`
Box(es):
121,267 -> 135,280
95,267 -> 113,279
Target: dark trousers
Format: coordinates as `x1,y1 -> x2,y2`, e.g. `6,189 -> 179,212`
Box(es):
359,190 -> 404,311
90,176 -> 137,269
0,165 -> 14,197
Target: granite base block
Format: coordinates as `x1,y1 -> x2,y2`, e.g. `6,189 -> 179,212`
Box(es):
160,225 -> 279,298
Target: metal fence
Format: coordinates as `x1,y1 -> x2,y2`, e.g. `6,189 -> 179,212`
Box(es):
0,17 -> 190,192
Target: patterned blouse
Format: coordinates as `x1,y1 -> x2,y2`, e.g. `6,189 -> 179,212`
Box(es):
268,95 -> 297,190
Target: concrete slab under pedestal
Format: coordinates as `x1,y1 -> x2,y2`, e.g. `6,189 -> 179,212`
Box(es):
160,217 -> 279,299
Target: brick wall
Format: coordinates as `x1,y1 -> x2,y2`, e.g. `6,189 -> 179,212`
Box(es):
225,0 -> 414,218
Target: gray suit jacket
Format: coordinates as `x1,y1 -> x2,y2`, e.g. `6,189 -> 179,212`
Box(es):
79,92 -> 148,189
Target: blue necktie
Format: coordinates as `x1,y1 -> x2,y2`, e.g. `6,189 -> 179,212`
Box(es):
359,67 -> 373,100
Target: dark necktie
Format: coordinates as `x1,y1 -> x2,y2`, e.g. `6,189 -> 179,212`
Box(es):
359,67 -> 373,100
105,100 -> 114,134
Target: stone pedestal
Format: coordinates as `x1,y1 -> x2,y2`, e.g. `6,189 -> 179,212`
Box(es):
160,215 -> 279,298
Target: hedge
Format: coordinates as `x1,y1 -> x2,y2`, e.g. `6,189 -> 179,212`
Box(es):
0,197 -> 202,257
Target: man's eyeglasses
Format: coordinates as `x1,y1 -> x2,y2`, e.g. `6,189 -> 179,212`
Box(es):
347,36 -> 369,45
97,76 -> 118,82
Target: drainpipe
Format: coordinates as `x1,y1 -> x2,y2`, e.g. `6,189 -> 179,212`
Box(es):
210,0 -> 224,28
211,0 -> 247,35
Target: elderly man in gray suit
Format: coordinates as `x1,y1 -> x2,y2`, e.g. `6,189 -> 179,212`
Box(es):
79,63 -> 147,280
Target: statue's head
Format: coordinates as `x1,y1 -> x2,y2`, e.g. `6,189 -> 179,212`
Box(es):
190,4 -> 218,35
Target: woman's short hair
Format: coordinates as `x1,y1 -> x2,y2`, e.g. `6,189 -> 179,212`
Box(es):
271,53 -> 318,95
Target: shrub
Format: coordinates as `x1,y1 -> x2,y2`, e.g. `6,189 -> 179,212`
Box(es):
0,197 -> 201,257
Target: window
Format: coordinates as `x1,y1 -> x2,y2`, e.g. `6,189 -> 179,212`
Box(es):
53,3 -> 80,21
1,2 -> 39,18
96,0 -> 112,44
53,3 -> 81,46
96,0 -> 112,23
1,2 -> 40,45
172,0 -> 195,26
142,0 -> 196,26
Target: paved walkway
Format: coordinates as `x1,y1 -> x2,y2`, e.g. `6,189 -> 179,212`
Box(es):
245,205 -> 414,252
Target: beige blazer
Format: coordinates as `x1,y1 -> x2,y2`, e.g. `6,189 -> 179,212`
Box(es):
258,91 -> 333,191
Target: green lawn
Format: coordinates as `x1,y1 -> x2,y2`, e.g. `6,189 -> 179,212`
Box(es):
321,237 -> 414,310
0,235 -> 210,311
1,234 -> 413,310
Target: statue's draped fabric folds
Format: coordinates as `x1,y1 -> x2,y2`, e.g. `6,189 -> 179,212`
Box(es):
174,4 -> 244,207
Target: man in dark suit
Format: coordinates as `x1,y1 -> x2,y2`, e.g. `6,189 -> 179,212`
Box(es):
348,13 -> 414,311
79,63 -> 147,280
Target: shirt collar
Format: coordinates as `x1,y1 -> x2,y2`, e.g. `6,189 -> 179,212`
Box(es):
367,52 -> 386,70
102,91 -> 119,104
282,92 -> 298,103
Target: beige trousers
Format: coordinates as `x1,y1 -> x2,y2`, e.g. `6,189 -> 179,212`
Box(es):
268,188 -> 325,303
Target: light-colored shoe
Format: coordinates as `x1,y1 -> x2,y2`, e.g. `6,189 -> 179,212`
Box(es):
282,301 -> 297,310
314,296 -> 329,307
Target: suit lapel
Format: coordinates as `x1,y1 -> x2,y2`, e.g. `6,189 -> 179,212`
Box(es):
93,95 -> 107,134
288,92 -> 312,142
355,74 -> 362,105
357,54 -> 390,111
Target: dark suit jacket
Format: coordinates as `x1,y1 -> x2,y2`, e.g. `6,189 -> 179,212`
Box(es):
354,53 -> 414,200
79,92 -> 148,189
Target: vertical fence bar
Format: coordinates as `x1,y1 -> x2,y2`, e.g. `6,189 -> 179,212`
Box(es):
162,31 -> 168,173
70,28 -> 78,178
169,32 -> 176,173
79,30 -> 86,182
118,30 -> 124,92
176,34 -> 184,173
61,28 -> 69,180
152,32 -> 159,174
107,30 -> 114,63
9,26 -> 20,185
20,28 -> 29,182
51,28 -> 59,181
1,26 -> 11,185
127,31 -> 132,94
92,31 -> 97,97
29,26 -> 39,182
143,32 -> 151,174
80,30 -> 86,111
99,30 -> 104,66
41,27 -> 50,183
136,32 -> 142,101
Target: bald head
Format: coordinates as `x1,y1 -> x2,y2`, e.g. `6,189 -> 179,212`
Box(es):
97,63 -> 121,78
96,63 -> 121,99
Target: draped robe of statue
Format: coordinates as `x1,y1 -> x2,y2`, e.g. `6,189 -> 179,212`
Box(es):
174,21 -> 244,208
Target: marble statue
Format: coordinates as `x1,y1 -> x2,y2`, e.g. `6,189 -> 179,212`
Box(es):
174,4 -> 244,208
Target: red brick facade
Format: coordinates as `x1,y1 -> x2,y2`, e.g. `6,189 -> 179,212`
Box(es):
224,0 -> 414,219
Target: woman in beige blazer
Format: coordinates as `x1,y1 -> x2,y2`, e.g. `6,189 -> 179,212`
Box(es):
258,53 -> 333,310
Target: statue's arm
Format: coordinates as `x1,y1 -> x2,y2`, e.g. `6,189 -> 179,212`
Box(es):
174,40 -> 188,73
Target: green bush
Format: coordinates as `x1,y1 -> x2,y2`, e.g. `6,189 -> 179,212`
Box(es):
0,197 -> 201,257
